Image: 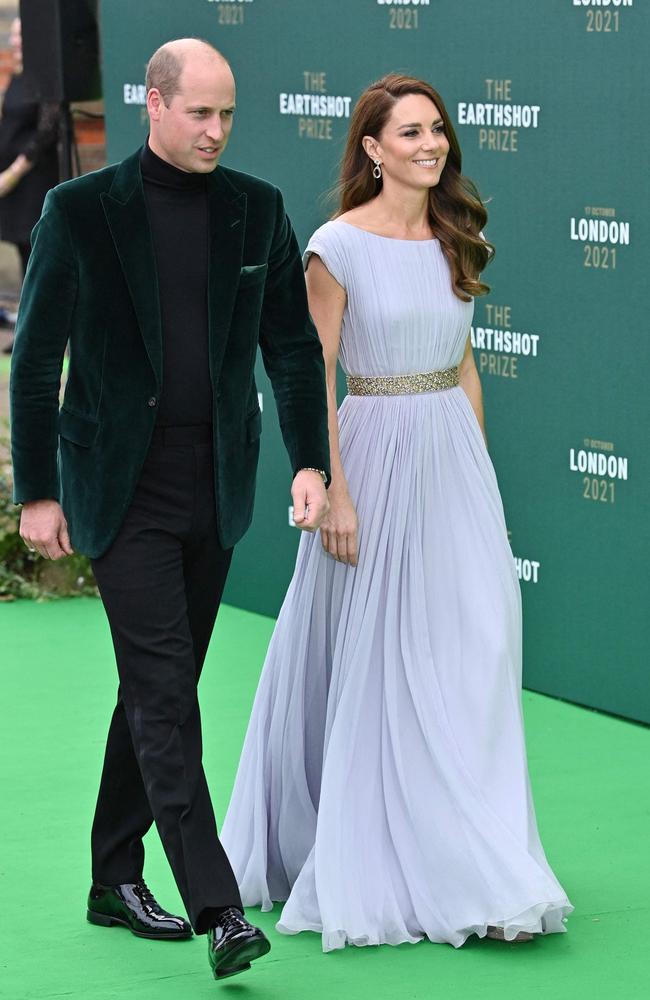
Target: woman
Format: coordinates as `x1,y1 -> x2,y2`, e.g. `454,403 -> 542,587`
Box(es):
222,74 -> 572,950
0,17 -> 60,353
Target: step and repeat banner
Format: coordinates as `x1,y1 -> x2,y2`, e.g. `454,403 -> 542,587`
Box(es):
100,0 -> 649,723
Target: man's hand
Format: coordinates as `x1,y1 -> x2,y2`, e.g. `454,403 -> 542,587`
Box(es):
20,499 -> 73,560
291,470 -> 329,533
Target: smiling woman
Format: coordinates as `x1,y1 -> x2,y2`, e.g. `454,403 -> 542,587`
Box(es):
221,71 -> 572,953
336,74 -> 492,301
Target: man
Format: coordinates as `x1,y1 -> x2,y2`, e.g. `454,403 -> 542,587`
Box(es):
10,39 -> 330,982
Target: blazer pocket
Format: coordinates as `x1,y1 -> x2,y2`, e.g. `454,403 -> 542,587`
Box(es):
58,407 -> 100,448
246,408 -> 262,444
238,263 -> 268,288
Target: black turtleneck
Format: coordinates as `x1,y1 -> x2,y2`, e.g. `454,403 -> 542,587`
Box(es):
140,142 -> 212,428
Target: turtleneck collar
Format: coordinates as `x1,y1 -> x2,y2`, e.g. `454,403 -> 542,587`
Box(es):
140,141 -> 207,191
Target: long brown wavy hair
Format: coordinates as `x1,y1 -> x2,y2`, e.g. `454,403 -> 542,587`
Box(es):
337,74 -> 493,299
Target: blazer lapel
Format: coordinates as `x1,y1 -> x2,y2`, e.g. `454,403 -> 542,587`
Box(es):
100,153 -> 247,390
206,168 -> 246,382
101,151 -> 162,386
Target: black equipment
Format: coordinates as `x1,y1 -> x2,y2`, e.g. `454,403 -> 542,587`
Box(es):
19,0 -> 102,179
20,0 -> 101,103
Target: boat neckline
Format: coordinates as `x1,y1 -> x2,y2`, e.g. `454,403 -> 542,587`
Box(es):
331,219 -> 439,243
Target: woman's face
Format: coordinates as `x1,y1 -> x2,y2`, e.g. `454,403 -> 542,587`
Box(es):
367,93 -> 450,191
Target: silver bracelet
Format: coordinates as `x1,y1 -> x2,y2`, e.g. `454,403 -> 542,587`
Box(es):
299,467 -> 327,483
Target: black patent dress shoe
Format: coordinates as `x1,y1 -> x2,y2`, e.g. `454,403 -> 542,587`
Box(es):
87,880 -> 193,940
207,907 -> 271,980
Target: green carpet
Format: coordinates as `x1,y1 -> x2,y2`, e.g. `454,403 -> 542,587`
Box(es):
1,598 -> 647,1000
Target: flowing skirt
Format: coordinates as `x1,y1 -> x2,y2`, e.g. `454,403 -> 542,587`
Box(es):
221,387 -> 572,950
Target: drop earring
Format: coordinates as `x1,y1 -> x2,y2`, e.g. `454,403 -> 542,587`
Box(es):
372,159 -> 382,180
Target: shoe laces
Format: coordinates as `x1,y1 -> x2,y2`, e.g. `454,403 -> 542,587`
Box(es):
218,906 -> 248,935
133,880 -> 157,910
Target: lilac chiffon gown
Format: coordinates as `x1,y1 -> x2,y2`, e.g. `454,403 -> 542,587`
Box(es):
221,220 -> 572,950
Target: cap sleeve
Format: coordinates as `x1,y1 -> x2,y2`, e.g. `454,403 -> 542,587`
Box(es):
303,222 -> 347,291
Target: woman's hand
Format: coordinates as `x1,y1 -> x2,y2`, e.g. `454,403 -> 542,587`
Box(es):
320,490 -> 359,566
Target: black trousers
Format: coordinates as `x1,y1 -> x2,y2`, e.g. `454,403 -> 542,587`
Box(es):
90,425 -> 242,933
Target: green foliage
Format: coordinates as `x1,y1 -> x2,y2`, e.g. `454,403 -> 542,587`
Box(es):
0,429 -> 97,601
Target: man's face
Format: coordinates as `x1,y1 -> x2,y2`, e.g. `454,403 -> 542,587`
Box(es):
148,58 -> 236,173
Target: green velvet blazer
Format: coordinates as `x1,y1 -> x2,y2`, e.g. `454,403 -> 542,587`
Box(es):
10,149 -> 330,556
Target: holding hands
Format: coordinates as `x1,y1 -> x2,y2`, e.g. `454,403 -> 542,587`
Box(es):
291,471 -> 358,566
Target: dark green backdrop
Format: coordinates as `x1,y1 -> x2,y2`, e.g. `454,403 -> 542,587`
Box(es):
99,0 -> 649,723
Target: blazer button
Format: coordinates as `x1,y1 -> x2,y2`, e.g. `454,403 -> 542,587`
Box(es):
147,396 -> 157,407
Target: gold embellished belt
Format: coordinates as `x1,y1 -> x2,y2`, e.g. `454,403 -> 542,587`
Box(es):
346,366 -> 460,396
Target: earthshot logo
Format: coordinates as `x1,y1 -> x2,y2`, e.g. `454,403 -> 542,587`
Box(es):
470,304 -> 541,381
279,72 -> 352,141
456,79 -> 540,153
